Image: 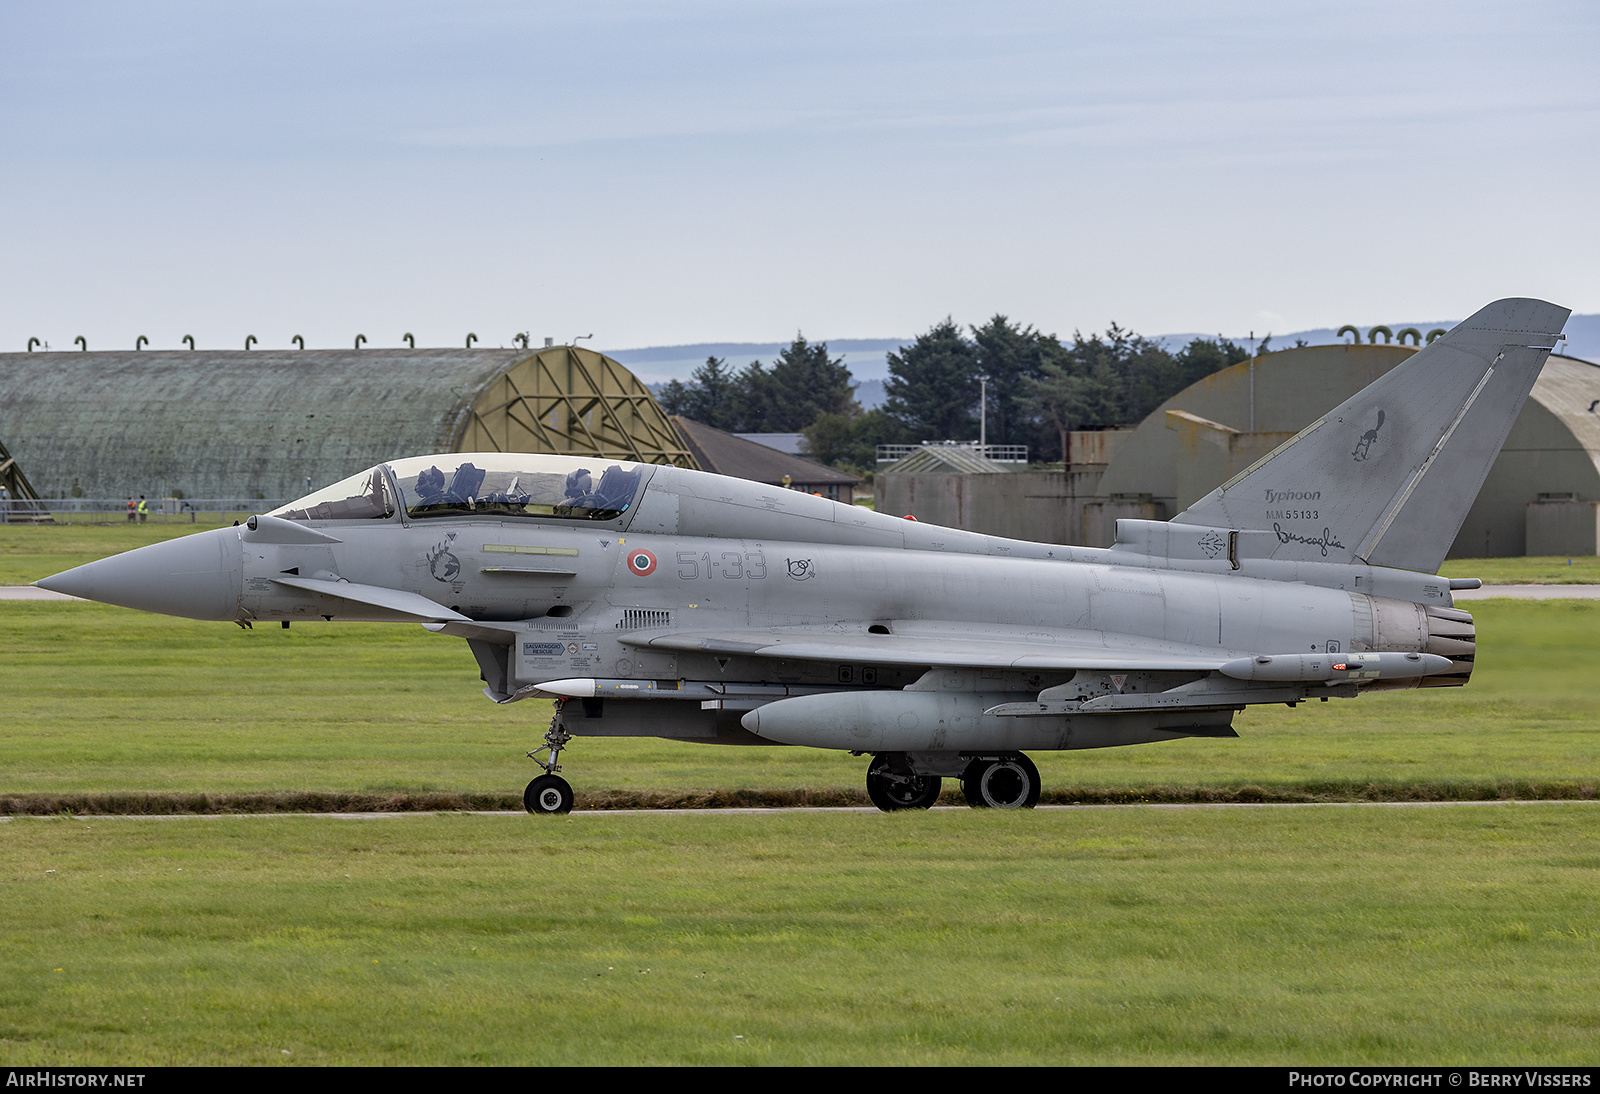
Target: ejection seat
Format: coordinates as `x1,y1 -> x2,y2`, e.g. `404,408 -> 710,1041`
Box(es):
446,463 -> 486,504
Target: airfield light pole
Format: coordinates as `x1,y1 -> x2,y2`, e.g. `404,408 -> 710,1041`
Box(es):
979,374 -> 989,453
1248,331 -> 1256,433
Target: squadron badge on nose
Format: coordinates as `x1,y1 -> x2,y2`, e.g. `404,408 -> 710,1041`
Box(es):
426,535 -> 461,582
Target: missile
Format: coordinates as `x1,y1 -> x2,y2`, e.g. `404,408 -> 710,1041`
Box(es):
532,678 -> 849,705
533,678 -> 686,699
1218,651 -> 1456,682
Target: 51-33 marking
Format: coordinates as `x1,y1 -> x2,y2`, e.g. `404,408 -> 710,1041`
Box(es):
676,550 -> 767,580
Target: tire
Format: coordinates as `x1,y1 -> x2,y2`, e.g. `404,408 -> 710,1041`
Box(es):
961,754 -> 1041,810
524,774 -> 575,815
865,755 -> 942,812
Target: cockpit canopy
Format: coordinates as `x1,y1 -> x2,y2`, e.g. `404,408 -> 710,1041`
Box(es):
269,453 -> 651,524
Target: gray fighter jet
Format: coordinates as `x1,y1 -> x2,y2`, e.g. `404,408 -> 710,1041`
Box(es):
37,298 -> 1568,813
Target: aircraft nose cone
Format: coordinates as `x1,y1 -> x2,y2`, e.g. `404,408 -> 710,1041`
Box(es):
36,527 -> 241,621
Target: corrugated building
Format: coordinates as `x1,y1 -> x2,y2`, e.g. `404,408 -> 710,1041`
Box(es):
0,345 -> 693,500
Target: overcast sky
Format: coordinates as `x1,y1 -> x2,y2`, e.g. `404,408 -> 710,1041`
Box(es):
3,1 -> 1596,354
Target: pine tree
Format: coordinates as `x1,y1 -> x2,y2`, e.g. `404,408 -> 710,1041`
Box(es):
683,356 -> 740,430
883,318 -> 980,440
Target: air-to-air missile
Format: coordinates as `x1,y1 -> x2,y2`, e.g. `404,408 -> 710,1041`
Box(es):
38,299 -> 1568,813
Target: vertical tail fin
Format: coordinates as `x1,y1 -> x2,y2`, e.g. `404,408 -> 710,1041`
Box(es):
1171,298 -> 1569,573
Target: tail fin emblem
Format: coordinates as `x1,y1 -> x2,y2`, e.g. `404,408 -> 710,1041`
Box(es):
1352,409 -> 1385,461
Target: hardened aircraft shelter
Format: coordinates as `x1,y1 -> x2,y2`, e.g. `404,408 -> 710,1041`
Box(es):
0,344 -> 695,502
881,341 -> 1600,557
1093,343 -> 1600,556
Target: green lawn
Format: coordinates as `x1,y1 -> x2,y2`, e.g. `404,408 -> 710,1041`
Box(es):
1440,555 -> 1600,584
3,517 -> 1599,803
4,529 -> 1599,1065
1,805 -> 1595,1065
0,524 -> 226,586
1,597 -> 1596,805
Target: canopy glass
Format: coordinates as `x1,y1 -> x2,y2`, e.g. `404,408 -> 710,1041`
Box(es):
269,453 -> 650,524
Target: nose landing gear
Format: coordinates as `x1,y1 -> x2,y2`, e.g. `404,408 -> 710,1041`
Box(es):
525,712 -> 575,815
525,774 -> 574,814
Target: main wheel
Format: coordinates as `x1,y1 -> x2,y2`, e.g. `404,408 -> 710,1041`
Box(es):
524,774 -> 575,815
961,754 -> 1041,809
865,755 -> 942,812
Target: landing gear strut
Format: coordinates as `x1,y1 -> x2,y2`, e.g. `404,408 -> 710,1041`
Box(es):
961,754 -> 1041,809
525,709 -> 575,815
865,754 -> 942,812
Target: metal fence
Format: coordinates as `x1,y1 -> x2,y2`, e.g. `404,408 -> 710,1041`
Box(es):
876,442 -> 1029,465
1,498 -> 286,525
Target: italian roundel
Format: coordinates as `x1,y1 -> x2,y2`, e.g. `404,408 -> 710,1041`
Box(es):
626,548 -> 658,576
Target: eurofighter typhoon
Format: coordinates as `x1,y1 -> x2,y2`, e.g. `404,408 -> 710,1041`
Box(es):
37,299 -> 1569,813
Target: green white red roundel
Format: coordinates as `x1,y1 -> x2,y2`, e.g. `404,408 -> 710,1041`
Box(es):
626,548 -> 657,576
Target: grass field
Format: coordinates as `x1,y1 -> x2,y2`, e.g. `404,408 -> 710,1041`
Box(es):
2,594 -> 1598,804
3,526 -> 1599,1065
3,524 -> 1600,806
1440,555 -> 1600,584
0,524 -> 222,587
3,804 -> 1597,1065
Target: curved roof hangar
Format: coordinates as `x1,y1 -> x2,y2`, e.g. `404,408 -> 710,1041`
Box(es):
0,344 -> 693,501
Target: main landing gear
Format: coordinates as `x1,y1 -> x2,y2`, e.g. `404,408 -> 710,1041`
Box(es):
525,712 -> 575,815
865,754 -> 943,811
864,752 -> 1042,812
960,754 -> 1041,810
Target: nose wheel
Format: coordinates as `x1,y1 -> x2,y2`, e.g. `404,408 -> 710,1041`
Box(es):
961,754 -> 1041,809
525,708 -> 576,815
525,773 -> 574,815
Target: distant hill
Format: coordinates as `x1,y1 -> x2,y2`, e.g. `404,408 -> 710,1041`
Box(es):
1154,313 -> 1600,362
605,339 -> 909,389
621,313 -> 1599,412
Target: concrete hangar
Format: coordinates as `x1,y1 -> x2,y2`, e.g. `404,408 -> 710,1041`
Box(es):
879,340 -> 1600,557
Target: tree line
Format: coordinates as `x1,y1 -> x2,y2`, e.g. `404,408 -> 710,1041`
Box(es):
657,318 -> 1259,471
